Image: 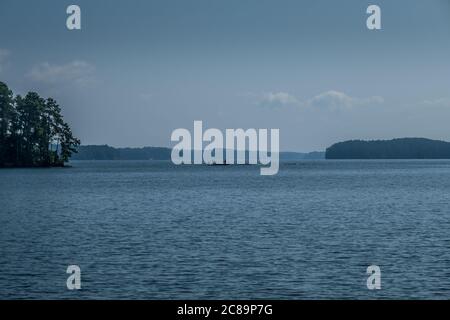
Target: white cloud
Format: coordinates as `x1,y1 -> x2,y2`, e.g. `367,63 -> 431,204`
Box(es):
0,49 -> 10,73
139,93 -> 153,102
257,91 -> 299,108
27,60 -> 95,86
306,90 -> 384,109
254,90 -> 383,110
421,98 -> 450,108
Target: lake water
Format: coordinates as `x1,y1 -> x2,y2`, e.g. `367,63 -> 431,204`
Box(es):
1,160 -> 450,299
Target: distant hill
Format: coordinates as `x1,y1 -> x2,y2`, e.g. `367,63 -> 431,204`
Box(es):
278,151 -> 325,160
71,145 -> 171,160
71,145 -> 324,161
326,138 -> 450,159
302,151 -> 326,160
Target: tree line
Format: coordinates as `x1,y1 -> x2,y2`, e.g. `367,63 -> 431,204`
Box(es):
0,81 -> 80,167
326,138 -> 450,159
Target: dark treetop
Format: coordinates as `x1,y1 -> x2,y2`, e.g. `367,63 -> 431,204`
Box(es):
0,81 -> 80,167
326,138 -> 450,159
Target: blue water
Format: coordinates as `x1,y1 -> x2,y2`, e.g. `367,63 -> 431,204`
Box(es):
1,160 -> 450,299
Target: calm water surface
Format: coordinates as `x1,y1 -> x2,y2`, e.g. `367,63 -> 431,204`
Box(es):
1,160 -> 450,299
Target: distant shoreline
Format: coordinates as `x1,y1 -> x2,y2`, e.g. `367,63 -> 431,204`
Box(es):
0,163 -> 68,169
70,137 -> 450,161
326,138 -> 450,159
6,137 -> 450,167
70,145 -> 325,161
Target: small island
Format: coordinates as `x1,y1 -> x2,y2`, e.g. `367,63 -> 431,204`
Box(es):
0,81 -> 80,167
326,138 -> 450,159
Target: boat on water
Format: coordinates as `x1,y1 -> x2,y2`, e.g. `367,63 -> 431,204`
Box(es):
210,160 -> 229,166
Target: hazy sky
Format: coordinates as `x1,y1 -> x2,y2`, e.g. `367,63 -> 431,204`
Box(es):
1,0 -> 450,151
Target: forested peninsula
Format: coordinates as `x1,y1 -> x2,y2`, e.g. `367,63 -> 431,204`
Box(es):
0,81 -> 80,167
326,138 -> 450,159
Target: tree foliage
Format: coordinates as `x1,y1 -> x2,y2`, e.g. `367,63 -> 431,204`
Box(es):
0,81 -> 80,167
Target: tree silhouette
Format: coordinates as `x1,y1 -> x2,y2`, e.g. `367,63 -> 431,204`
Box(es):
0,81 -> 80,167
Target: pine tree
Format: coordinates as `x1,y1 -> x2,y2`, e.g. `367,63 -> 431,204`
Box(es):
0,81 -> 80,167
